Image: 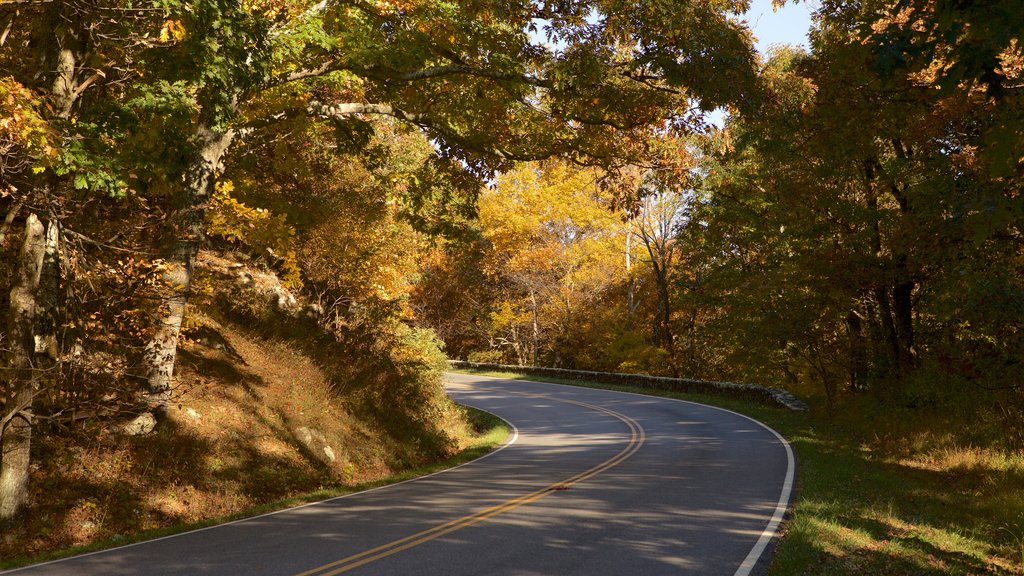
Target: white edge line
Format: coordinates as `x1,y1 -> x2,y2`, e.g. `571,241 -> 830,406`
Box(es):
449,372 -> 796,576
0,398 -> 519,575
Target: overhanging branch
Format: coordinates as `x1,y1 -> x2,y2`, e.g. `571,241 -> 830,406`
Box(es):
239,100 -> 545,162
263,60 -> 551,91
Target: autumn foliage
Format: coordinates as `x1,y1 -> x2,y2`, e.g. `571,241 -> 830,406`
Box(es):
0,0 -> 1020,566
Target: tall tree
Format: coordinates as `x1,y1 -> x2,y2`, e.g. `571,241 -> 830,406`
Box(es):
133,0 -> 759,408
476,161 -> 625,366
0,0 -> 157,520
633,188 -> 686,375
689,0 -> 1022,406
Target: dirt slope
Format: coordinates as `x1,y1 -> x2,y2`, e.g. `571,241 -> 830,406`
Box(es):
2,317 -> 420,558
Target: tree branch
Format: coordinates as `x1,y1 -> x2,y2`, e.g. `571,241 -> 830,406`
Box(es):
240,100 -> 549,163
263,60 -> 551,91
61,228 -> 153,254
0,196 -> 25,245
0,402 -> 32,434
0,9 -> 15,47
69,65 -> 110,101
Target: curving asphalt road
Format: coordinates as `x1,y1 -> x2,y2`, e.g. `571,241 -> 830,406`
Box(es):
4,372 -> 794,576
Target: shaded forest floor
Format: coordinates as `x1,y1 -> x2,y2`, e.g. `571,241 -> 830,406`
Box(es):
0,320 -> 507,569
459,369 -> 1024,576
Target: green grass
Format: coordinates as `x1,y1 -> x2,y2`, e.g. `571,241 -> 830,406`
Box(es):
0,406 -> 509,571
455,368 -> 1024,575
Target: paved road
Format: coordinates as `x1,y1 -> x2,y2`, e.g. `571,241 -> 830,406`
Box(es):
5,373 -> 794,576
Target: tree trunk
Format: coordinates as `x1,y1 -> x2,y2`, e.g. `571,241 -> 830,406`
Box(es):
1,214 -> 46,522
529,289 -> 539,367
625,226 -> 635,322
0,198 -> 25,245
892,277 -> 917,374
143,123 -> 234,413
652,262 -> 677,376
35,219 -> 62,360
873,286 -> 902,381
846,309 -> 867,391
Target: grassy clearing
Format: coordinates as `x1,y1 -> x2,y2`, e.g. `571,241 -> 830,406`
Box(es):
456,369 -> 1024,575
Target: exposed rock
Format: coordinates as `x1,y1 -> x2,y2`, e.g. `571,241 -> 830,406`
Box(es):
122,413 -> 157,436
294,426 -> 322,446
293,426 -> 337,464
304,303 -> 323,320
196,252 -> 303,317
273,290 -> 298,313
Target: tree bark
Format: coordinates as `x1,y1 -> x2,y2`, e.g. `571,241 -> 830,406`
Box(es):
143,123 -> 234,413
36,0 -> 86,120
529,289 -> 539,367
873,285 -> 902,380
892,278 -> 917,373
846,308 -> 868,391
625,224 -> 636,322
1,214 -> 46,522
0,197 -> 25,245
35,219 -> 62,360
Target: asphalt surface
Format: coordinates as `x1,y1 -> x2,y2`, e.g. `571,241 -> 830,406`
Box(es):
4,373 -> 794,576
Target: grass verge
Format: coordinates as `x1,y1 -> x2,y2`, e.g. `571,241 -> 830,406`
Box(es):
454,368 -> 1024,576
0,406 -> 508,571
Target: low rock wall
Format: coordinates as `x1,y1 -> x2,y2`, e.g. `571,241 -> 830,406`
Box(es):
448,361 -> 809,411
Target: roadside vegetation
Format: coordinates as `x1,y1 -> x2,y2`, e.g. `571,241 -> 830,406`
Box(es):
458,368 -> 1024,575
0,315 -> 508,570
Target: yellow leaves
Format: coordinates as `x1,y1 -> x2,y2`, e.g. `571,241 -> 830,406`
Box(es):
376,0 -> 422,12
159,19 -> 188,44
243,0 -> 288,19
0,76 -> 57,176
478,160 -> 629,342
207,180 -> 303,290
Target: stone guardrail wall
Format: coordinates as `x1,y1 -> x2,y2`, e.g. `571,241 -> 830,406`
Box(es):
449,361 -> 809,412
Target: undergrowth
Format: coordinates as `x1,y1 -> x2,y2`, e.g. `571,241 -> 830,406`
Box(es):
0,320 -> 508,570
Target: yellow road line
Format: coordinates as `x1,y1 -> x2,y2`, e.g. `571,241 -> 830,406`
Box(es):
295,392 -> 645,576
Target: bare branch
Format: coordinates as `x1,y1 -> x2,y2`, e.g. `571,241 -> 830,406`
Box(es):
262,60 -> 347,89
69,65 -> 109,101
0,397 -> 32,433
0,9 -> 15,46
61,228 -> 153,254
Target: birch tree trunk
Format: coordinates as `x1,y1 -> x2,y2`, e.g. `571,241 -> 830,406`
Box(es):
530,289 -> 539,367
625,223 -> 636,322
143,123 -> 234,413
1,214 -> 46,522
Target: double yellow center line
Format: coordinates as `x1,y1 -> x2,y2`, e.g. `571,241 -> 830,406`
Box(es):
296,392 -> 646,576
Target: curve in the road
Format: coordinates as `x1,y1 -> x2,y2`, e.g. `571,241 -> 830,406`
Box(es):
3,373 -> 795,576
458,375 -> 798,573
296,393 -> 646,576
